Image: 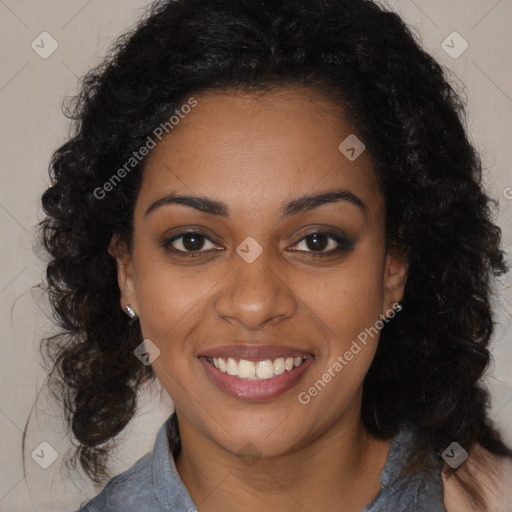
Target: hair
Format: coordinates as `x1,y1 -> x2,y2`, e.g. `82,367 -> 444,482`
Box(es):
29,0 -> 511,509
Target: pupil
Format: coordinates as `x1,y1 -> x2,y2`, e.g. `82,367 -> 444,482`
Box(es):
183,234 -> 203,251
308,234 -> 327,251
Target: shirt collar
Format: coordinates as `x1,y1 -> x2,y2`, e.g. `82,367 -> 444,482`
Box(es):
151,413 -> 197,511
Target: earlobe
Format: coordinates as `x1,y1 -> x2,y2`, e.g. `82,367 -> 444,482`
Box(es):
108,234 -> 139,315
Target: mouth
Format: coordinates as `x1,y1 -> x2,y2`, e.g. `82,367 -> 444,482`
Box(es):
197,345 -> 314,401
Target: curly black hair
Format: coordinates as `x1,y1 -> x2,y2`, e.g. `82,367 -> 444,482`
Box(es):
28,0 -> 511,509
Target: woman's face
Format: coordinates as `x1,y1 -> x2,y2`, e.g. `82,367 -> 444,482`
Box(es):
113,86 -> 408,457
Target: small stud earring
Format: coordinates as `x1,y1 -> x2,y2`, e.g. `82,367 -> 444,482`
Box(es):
393,301 -> 402,312
124,304 -> 138,320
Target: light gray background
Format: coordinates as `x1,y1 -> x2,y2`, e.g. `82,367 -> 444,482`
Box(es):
0,1 -> 511,510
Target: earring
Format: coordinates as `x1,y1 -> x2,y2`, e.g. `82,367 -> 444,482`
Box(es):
393,301 -> 402,312
124,304 -> 138,320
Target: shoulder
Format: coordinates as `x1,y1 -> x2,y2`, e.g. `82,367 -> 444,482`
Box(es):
76,452 -> 155,511
442,443 -> 512,512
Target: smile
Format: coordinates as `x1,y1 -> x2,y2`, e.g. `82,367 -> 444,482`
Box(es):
210,356 -> 307,380
197,345 -> 314,401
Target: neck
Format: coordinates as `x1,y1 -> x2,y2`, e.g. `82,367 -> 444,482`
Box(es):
174,398 -> 392,512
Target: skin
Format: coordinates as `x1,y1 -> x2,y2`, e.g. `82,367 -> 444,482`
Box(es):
111,85 -> 409,512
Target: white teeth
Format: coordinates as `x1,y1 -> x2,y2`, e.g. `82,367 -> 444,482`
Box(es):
227,358 -> 238,376
218,357 -> 227,372
210,356 -> 307,380
274,358 -> 285,375
239,359 -> 256,378
256,360 -> 274,379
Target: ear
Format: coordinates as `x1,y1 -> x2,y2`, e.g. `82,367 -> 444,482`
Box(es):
108,234 -> 139,316
382,247 -> 408,314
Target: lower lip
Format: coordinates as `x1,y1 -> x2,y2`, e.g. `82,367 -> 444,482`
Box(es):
199,356 -> 314,401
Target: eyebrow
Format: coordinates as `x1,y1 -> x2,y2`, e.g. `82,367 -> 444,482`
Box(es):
144,188 -> 367,218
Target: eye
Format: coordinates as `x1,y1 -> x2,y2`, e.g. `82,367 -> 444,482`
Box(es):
290,231 -> 354,256
161,230 -> 354,258
162,231 -> 219,255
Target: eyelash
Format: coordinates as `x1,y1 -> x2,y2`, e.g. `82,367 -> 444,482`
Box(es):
161,230 -> 354,258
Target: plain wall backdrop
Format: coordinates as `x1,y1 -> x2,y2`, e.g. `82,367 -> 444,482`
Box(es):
0,0 -> 511,510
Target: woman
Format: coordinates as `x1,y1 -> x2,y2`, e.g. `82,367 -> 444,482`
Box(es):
36,0 -> 512,510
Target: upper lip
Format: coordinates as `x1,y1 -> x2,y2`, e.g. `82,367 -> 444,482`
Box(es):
197,344 -> 312,361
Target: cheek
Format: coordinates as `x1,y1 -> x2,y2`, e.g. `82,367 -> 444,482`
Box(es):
134,262 -> 209,403
295,273 -> 383,417
133,247 -> 208,331
292,244 -> 385,403
132,259 -> 215,389
295,248 -> 385,345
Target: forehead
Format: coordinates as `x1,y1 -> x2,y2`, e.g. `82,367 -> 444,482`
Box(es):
137,86 -> 383,220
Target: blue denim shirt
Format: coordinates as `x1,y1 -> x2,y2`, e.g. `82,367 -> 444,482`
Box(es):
76,414 -> 447,511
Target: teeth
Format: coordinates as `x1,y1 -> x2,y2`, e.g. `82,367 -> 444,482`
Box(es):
256,360 -> 274,379
274,358 -> 285,375
218,358 -> 227,372
227,358 -> 238,376
210,356 -> 307,380
239,359 -> 256,378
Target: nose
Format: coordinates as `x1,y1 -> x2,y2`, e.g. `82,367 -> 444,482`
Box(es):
214,247 -> 297,331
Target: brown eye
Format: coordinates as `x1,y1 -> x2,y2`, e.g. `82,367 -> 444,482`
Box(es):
302,233 -> 330,251
291,232 -> 355,256
162,232 -> 218,254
